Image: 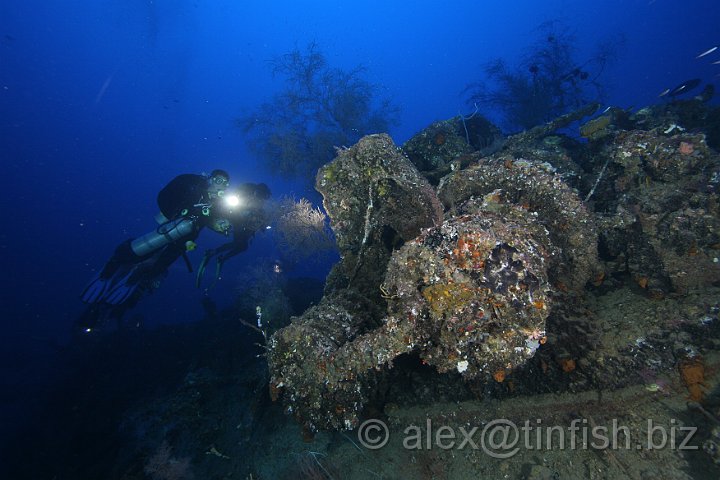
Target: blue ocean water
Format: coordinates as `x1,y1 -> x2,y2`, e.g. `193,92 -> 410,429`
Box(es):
1,0 -> 719,478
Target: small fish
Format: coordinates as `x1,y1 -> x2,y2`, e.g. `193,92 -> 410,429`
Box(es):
660,78 -> 702,97
712,60 -> 720,65
696,46 -> 718,59
658,88 -> 670,97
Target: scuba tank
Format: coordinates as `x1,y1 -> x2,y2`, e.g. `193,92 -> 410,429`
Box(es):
130,217 -> 197,257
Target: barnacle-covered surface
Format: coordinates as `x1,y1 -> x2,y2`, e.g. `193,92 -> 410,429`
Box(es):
438,156 -> 600,291
269,134 -> 444,430
591,125 -> 720,296
263,97 -> 720,479
267,197 -> 561,430
401,115 -> 505,184
269,100 -> 720,439
402,115 -> 504,172
381,197 -> 555,379
402,117 -> 474,172
629,98 -> 720,151
269,127 -> 600,431
266,290 -> 384,431
315,133 -> 443,295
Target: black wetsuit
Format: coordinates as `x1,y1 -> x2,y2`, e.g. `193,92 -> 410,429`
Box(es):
157,174 -> 212,220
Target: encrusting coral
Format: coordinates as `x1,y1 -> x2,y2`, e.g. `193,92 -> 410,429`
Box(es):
268,132 -> 599,431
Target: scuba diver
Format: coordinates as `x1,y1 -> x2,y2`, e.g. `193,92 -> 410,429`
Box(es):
195,182 -> 271,290
78,169 -> 271,332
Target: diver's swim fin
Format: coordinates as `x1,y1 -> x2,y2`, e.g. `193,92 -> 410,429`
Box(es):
81,273 -> 111,303
81,269 -> 137,305
105,282 -> 137,305
102,270 -> 136,305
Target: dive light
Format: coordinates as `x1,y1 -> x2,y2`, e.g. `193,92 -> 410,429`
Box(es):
224,193 -> 241,208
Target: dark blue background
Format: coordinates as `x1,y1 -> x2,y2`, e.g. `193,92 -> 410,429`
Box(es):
1,0 -> 718,440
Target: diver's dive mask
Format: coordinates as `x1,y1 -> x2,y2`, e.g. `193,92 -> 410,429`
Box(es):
210,174 -> 230,187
